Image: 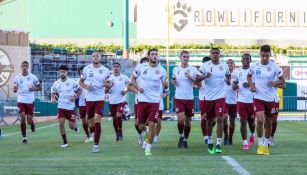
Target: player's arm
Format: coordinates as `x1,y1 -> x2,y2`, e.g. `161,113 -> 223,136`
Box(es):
79,77 -> 92,91
29,83 -> 42,92
131,75 -> 143,93
127,82 -> 138,93
50,85 -> 57,103
268,76 -> 285,88
13,77 -> 18,93
195,67 -> 211,82
247,74 -> 256,92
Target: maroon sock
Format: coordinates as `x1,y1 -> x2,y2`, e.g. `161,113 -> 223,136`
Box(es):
117,117 -> 122,135
229,126 -> 235,140
20,123 -> 26,137
94,123 -> 101,145
271,122 -> 277,137
135,124 -> 142,134
82,124 -> 90,137
201,119 -> 207,136
184,125 -> 191,139
112,117 -> 118,134
177,122 -> 184,135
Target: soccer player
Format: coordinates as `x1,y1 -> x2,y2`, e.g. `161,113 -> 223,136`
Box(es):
172,50 -> 198,149
223,59 -> 237,145
79,52 -> 111,153
131,48 -> 168,156
133,57 -> 148,144
13,61 -> 41,144
105,62 -> 130,142
232,53 -> 256,150
77,66 -> 92,142
196,48 -> 231,154
247,45 -> 285,155
153,84 -> 169,144
51,65 -> 80,148
199,56 -> 212,144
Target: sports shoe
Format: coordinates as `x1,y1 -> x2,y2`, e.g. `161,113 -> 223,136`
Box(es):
22,138 -> 28,144
61,143 -> 69,148
208,144 -> 215,155
182,140 -> 188,148
263,146 -> 270,155
249,136 -> 255,146
84,137 -> 90,143
30,124 -> 35,132
178,136 -> 184,148
92,145 -> 99,153
257,145 -> 264,155
243,144 -> 249,151
153,136 -> 158,144
145,149 -> 152,156
223,137 -> 228,145
215,144 -> 222,153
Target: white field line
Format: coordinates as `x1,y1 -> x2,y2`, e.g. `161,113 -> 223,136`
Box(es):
222,156 -> 251,175
2,123 -> 57,137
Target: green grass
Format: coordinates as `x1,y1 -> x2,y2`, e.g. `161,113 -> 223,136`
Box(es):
0,120 -> 306,175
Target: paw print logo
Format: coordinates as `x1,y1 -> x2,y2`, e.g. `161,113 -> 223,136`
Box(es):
174,1 -> 191,32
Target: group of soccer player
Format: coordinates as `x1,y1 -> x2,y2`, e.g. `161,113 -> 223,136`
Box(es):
13,44 -> 284,156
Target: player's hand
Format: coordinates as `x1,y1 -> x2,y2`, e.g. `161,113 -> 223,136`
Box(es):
13,86 -> 18,93
267,81 -> 274,87
250,85 -> 256,92
29,86 -> 36,92
243,82 -> 250,88
204,72 -> 211,79
233,84 -> 239,90
86,84 -> 93,91
137,87 -> 144,93
172,79 -> 178,86
51,97 -> 56,103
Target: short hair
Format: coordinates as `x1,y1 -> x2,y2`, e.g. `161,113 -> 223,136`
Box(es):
78,66 -> 85,76
112,62 -> 121,67
59,65 -> 68,71
210,48 -> 220,53
147,48 -> 158,56
21,61 -> 29,65
202,56 -> 211,63
242,53 -> 251,59
140,57 -> 148,63
260,45 -> 271,53
226,59 -> 235,64
180,50 -> 190,57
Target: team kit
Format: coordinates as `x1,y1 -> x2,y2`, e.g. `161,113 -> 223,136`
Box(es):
13,45 -> 285,156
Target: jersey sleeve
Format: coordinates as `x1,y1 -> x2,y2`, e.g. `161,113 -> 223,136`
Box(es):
104,69 -> 111,80
50,82 -> 57,94
197,64 -> 206,76
33,75 -> 40,86
160,68 -> 167,81
172,67 -> 177,80
133,64 -> 142,78
248,64 -> 255,76
13,76 -> 19,86
275,65 -> 283,78
80,67 -> 87,79
191,66 -> 198,78
73,80 -> 80,93
225,65 -> 231,76
232,71 -> 239,83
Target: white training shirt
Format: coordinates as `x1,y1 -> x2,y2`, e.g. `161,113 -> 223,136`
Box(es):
197,61 -> 230,100
225,74 -> 237,104
80,64 -> 110,101
198,80 -> 206,100
248,60 -> 283,102
51,78 -> 79,110
232,68 -> 254,103
133,63 -> 167,103
13,73 -> 40,104
108,74 -> 130,104
172,65 -> 198,100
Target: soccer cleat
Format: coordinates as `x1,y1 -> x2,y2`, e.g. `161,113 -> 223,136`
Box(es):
30,124 -> 35,132
215,144 -> 222,153
145,150 -> 152,156
84,137 -> 90,143
223,137 -> 228,145
249,136 -> 255,146
153,136 -> 158,144
178,137 -> 184,148
182,140 -> 188,148
208,144 -> 215,154
257,145 -> 264,155
22,138 -> 28,144
92,145 -> 99,153
263,146 -> 270,155
61,143 -> 69,148
243,144 -> 249,151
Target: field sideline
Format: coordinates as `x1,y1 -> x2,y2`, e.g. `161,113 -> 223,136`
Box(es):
0,120 -> 306,175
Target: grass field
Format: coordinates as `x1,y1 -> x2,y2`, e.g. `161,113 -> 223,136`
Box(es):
0,120 -> 306,175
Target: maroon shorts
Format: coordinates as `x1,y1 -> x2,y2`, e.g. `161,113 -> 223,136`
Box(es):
237,102 -> 255,121
134,103 -> 138,120
78,106 -> 86,119
224,103 -> 237,118
275,102 -> 279,116
58,108 -> 76,122
253,99 -> 275,118
175,99 -> 194,117
199,100 -> 205,115
86,101 -> 105,119
137,102 -> 159,124
17,103 -> 34,116
109,103 -> 125,117
204,98 -> 226,118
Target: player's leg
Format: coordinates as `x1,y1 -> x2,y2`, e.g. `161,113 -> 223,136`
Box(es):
253,99 -> 266,155
247,103 -> 256,146
228,104 -> 237,145
25,103 -> 35,132
175,99 -> 185,148
86,101 -> 95,141
182,100 -> 194,148
58,109 -> 68,147
134,103 -> 143,144
199,100 -> 208,144
116,103 -> 125,141
263,101 -> 275,155
270,103 -> 279,146
92,101 -> 104,153
222,113 -> 228,145
67,110 -> 78,133
79,106 -> 90,142
154,110 -> 163,144
238,102 -> 249,150
144,103 -> 159,156
109,104 -> 119,141
215,98 -> 226,153
17,103 -> 27,144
